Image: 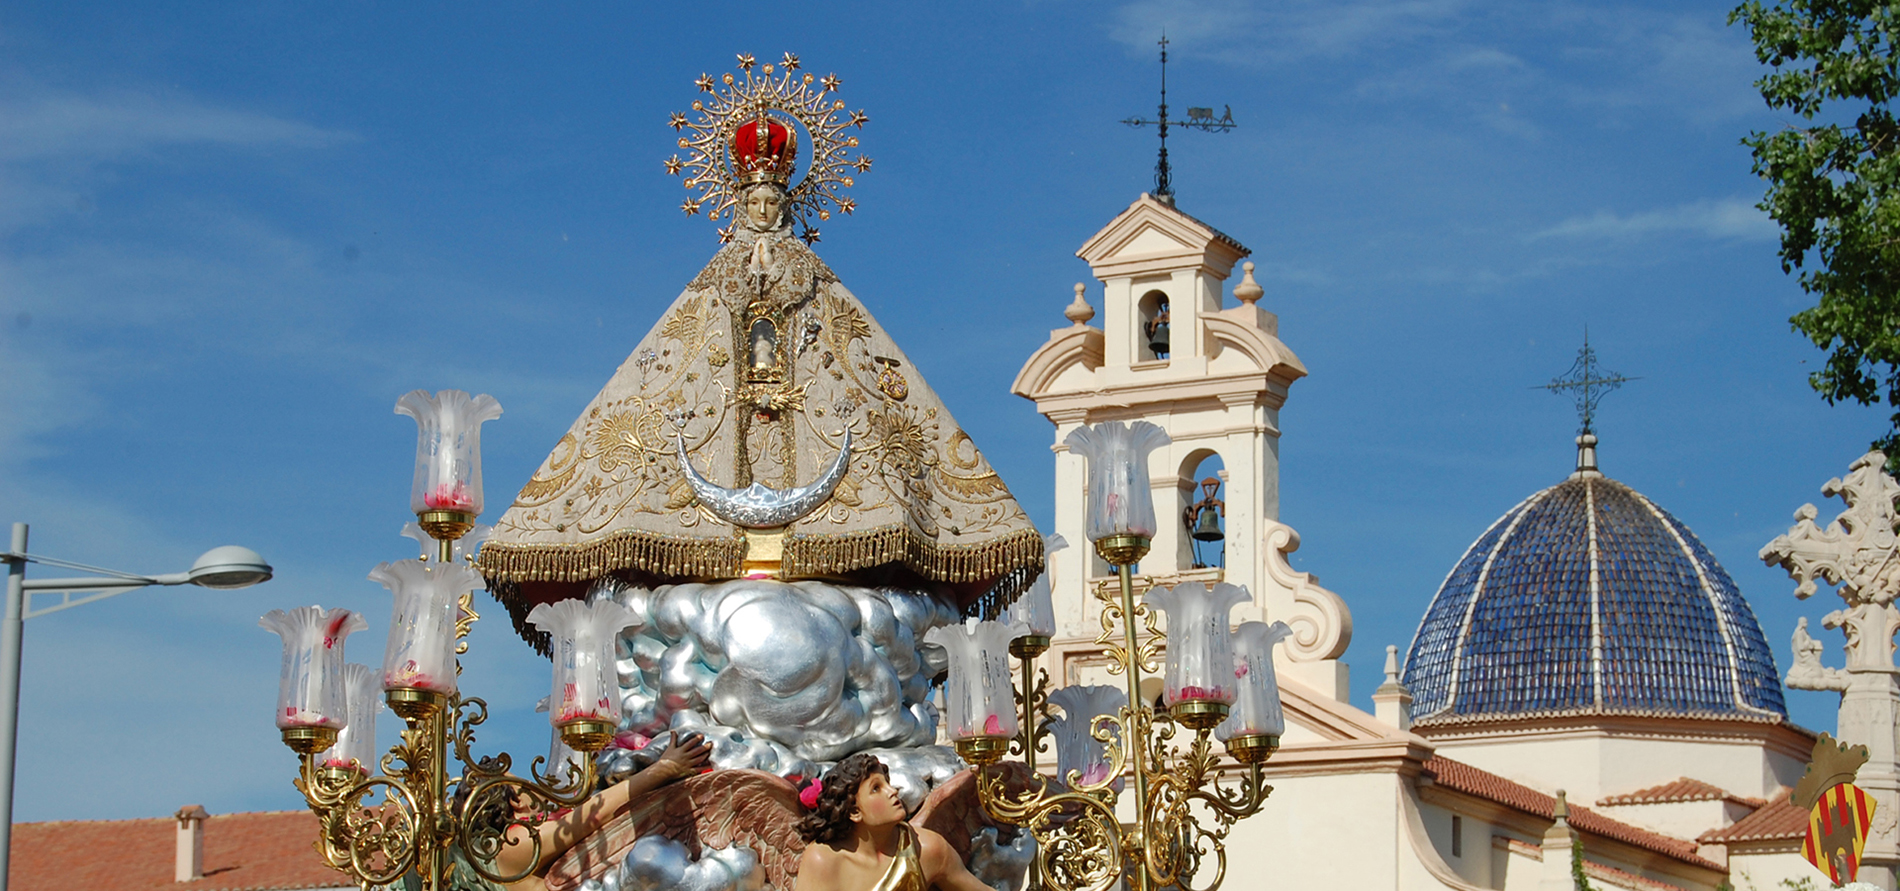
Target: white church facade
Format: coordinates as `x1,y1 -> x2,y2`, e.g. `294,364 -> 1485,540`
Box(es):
1012,194 -> 1832,891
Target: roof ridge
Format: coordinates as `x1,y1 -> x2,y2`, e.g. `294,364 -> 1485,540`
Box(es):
14,809 -> 311,827
1598,777 -> 1766,807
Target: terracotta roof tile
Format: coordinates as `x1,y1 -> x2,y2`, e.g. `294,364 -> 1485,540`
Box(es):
1584,860 -> 1690,891
1699,789 -> 1806,843
1599,778 -> 1766,808
1423,756 -> 1722,871
10,810 -> 350,891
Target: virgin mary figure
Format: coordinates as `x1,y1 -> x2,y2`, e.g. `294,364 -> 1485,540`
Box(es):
475,99 -> 1042,645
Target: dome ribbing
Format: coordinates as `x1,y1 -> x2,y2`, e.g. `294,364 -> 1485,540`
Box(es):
1402,473 -> 1786,724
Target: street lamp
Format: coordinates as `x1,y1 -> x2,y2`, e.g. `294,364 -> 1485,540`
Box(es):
0,523 -> 272,891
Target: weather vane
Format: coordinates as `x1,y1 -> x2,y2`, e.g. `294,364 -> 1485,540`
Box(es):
1121,35 -> 1235,204
1535,333 -> 1637,435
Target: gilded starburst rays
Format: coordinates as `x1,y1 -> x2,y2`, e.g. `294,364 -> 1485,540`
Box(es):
668,53 -> 871,243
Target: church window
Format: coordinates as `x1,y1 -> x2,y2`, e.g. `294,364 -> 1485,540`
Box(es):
1451,815 -> 1463,857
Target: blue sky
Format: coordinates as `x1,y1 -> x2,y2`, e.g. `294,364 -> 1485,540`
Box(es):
0,1 -> 1886,821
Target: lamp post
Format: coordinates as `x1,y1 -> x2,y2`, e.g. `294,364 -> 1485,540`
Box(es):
0,523 -> 272,891
948,421 -> 1284,891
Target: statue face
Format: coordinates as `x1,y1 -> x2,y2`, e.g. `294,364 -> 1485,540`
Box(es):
744,187 -> 784,231
849,771 -> 906,828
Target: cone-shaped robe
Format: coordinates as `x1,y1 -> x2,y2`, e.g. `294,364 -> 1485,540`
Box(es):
478,223 -> 1041,641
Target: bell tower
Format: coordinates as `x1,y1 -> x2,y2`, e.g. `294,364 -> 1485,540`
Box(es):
1013,193 -> 1354,699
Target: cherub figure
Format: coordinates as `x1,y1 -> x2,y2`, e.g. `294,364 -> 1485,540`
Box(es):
794,754 -> 991,891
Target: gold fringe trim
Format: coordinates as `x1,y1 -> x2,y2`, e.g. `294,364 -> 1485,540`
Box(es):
476,530 -> 747,583
783,525 -> 1044,586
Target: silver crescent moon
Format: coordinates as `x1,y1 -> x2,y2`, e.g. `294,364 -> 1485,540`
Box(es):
675,429 -> 854,528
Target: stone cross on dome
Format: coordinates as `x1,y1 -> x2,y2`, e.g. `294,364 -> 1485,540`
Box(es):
1534,334 -> 1637,477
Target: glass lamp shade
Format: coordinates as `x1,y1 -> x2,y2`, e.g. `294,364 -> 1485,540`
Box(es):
395,389 -> 503,517
1217,621 -> 1292,742
373,558 -> 484,696
1063,421 -> 1171,541
1141,582 -> 1251,706
924,619 -> 1029,740
319,663 -> 382,773
1047,684 -> 1127,791
527,599 -> 643,727
261,606 -> 367,730
545,723 -> 588,786
1007,533 -> 1069,638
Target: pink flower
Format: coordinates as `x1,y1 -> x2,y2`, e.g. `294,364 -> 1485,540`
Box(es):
983,714 -> 1004,736
1235,663 -> 1249,679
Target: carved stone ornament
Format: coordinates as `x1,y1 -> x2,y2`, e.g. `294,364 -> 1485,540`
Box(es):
1763,451 -> 1900,672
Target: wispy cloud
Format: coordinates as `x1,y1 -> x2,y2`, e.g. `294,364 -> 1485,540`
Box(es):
0,91 -> 354,163
1108,0 -> 1464,61
1105,0 -> 1765,129
1531,197 -> 1777,242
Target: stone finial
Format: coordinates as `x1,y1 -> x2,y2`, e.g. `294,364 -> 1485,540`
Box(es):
1233,261 -> 1263,306
1372,644 -> 1414,730
1552,789 -> 1569,822
1572,433 -> 1600,478
1064,283 -> 1096,326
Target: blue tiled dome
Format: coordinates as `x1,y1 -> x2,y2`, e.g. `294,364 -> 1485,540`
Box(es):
1402,471 -> 1786,724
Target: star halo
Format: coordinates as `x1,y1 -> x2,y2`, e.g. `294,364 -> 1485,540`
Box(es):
667,52 -> 872,244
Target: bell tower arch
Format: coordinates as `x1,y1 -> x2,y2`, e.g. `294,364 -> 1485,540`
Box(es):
1012,193 -> 1353,700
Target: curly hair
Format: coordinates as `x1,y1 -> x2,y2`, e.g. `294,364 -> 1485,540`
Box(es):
794,753 -> 889,845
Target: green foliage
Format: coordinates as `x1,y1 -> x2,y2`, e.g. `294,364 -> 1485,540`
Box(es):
1573,837 -> 1592,891
1731,0 -> 1900,463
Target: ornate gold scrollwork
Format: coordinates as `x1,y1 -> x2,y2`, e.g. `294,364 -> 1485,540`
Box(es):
976,554 -> 1273,891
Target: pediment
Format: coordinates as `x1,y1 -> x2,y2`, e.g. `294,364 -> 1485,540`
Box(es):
1077,193 -> 1249,274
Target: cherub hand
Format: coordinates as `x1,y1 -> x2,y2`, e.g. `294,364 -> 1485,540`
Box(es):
643,733 -> 714,785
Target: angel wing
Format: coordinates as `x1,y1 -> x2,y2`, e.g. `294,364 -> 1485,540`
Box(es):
543,769 -> 806,891
911,763 -> 1039,863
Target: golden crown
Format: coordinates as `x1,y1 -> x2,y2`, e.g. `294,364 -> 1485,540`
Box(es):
667,52 -> 871,244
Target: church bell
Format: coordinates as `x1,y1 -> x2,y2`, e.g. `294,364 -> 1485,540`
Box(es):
1147,321 -> 1170,356
1191,506 -> 1224,542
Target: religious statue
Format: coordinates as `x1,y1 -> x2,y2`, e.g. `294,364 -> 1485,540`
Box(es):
466,53 -> 1046,891
1788,616 -> 1849,692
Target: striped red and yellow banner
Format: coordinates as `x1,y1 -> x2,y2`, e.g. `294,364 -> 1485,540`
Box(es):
1803,781 -> 1876,883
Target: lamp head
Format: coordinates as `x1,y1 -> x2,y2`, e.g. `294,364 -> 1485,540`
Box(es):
187,546 -> 273,589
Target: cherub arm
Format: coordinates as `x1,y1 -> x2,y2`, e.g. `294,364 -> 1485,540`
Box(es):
916,826 -> 990,891
496,735 -> 714,880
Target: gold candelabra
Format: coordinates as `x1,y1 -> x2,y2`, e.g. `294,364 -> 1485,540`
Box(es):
279,531 -> 609,891
962,534 -> 1276,891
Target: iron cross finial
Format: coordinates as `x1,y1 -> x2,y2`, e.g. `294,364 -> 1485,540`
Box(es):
1120,33 -> 1235,205
1535,332 -> 1637,436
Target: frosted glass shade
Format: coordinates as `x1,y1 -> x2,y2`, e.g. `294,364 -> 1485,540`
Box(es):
924,619 -> 1028,740
373,558 -> 484,696
1142,582 -> 1250,706
1047,684 -> 1126,791
528,599 -> 644,727
1007,533 -> 1068,638
395,389 -> 503,516
320,663 -> 382,773
1063,421 -> 1171,541
261,606 -> 367,731
1217,621 -> 1292,741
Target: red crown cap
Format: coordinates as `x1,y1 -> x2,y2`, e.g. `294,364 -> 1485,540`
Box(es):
733,117 -> 797,186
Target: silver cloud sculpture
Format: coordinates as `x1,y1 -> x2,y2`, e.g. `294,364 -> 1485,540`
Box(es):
676,429 -> 853,528
593,577 -> 960,774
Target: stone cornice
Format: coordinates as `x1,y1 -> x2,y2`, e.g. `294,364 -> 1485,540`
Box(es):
1011,324 -> 1104,399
